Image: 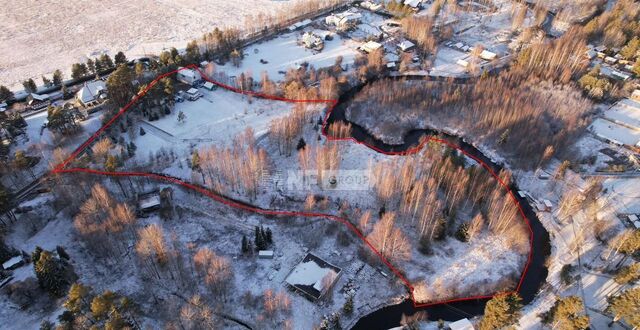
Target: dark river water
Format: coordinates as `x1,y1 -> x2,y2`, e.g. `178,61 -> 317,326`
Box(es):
324,78 -> 550,329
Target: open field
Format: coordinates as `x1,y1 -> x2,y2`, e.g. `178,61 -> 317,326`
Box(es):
0,0 -> 310,88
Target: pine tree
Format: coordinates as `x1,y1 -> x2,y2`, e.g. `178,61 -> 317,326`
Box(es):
42,75 -> 52,87
86,58 -> 96,75
541,296 -> 589,330
191,150 -> 201,170
23,79 -> 37,93
34,250 -> 68,296
64,282 -> 92,314
104,155 -> 119,172
32,246 -> 43,263
0,85 -> 14,102
52,70 -> 63,86
614,263 -> 640,284
56,245 -> 70,260
455,223 -> 470,242
607,287 -> 640,328
139,127 -> 146,136
265,228 -> 273,245
114,51 -> 128,65
39,320 -> 54,330
343,295 -> 354,315
479,293 -> 523,330
254,226 -> 264,251
297,137 -> 306,150
241,235 -> 249,254
71,63 -> 87,80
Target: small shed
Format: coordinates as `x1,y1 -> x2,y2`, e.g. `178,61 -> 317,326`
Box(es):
137,190 -> 162,213
203,81 -> 216,91
258,250 -> 274,259
2,256 -> 25,271
543,199 -> 553,211
479,50 -> 497,60
456,59 -> 469,68
185,88 -> 201,101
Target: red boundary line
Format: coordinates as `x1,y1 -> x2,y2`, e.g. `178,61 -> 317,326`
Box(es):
51,65 -> 534,309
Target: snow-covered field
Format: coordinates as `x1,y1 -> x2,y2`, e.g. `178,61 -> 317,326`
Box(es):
0,0 -> 312,88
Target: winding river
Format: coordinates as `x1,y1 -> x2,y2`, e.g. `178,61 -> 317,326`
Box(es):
324,79 -> 551,329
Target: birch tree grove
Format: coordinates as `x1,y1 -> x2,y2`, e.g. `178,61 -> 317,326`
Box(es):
197,128 -> 271,200
193,248 -> 234,300
366,212 -> 411,264
74,184 -> 136,259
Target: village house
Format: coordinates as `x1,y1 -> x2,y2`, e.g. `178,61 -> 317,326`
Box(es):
27,93 -> 50,111
177,67 -> 202,86
325,10 -> 362,30
301,32 -> 324,51
284,253 -> 342,301
76,80 -> 107,107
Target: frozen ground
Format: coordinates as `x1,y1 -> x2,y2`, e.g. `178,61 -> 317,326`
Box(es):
0,0 -> 314,88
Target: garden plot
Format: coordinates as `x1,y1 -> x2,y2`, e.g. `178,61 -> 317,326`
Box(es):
217,31 -> 360,81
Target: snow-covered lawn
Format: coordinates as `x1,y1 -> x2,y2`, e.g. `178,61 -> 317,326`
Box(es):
217,31 -> 360,81
152,88 -> 294,140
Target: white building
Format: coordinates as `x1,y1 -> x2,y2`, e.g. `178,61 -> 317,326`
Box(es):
258,250 -> 274,259
360,41 -> 383,53
398,40 -> 416,52
360,1 -> 382,10
177,67 -> 202,86
456,59 -> 470,68
76,81 -> 107,107
302,32 -> 324,50
325,11 -> 362,30
479,50 -> 497,60
403,0 -> 422,10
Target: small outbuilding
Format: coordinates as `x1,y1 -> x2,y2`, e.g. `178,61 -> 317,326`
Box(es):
203,81 -> 216,91
2,255 -> 25,271
479,50 -> 497,60
258,250 -> 274,259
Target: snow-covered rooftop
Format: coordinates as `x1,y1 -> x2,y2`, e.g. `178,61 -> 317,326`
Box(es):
285,253 -> 341,300
2,256 -> 23,270
77,80 -> 106,105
